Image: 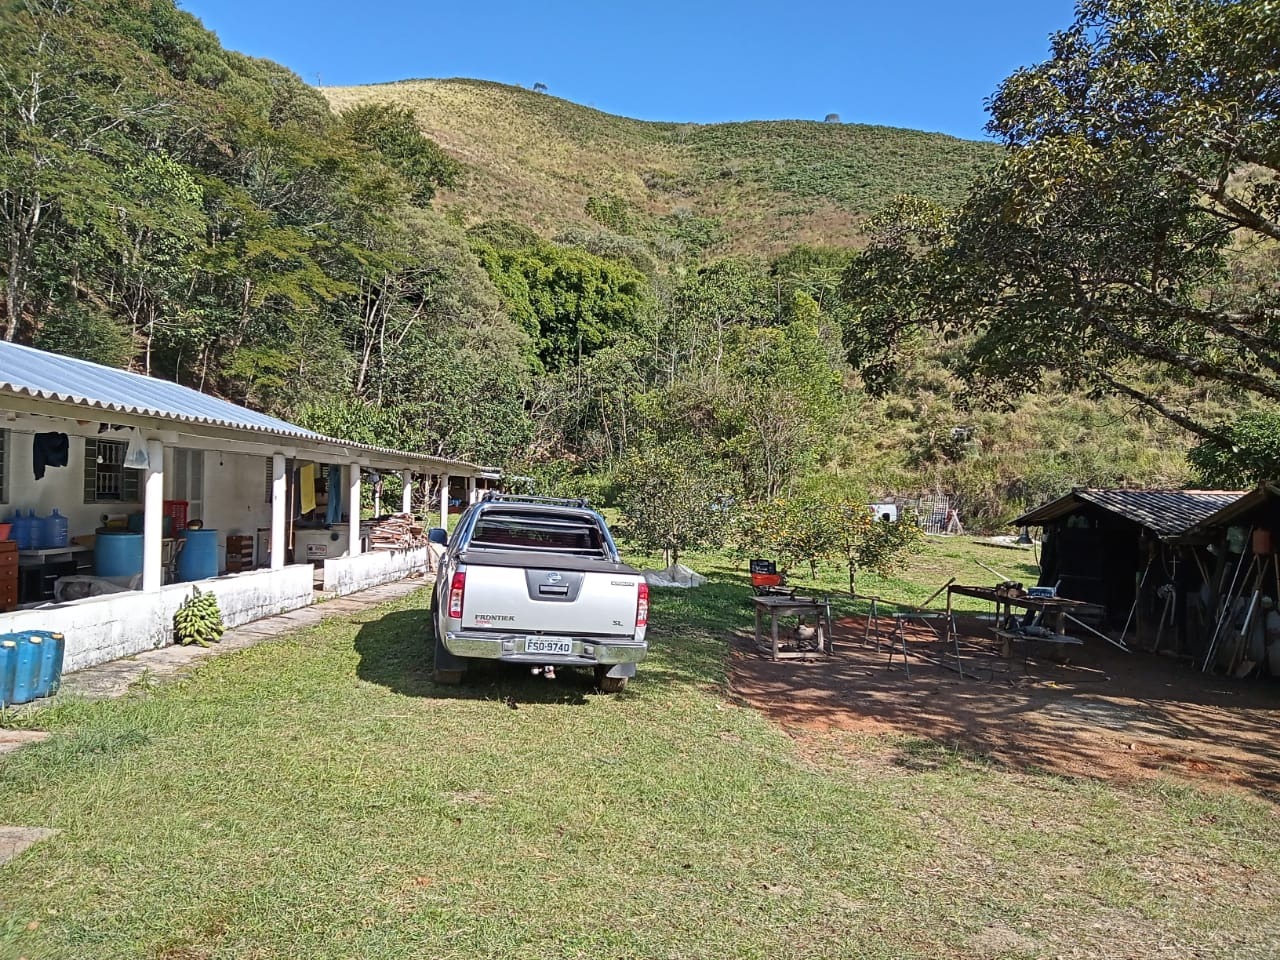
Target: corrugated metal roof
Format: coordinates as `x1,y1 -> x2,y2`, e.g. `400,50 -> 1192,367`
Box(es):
1013,488 -> 1245,538
0,340 -> 483,472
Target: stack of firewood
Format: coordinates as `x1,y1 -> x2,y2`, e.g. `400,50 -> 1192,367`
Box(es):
368,513 -> 429,551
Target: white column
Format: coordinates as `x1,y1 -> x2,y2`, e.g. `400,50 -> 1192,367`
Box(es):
348,463 -> 362,557
401,470 -> 413,514
143,439 -> 165,592
270,453 -> 286,570
467,475 -> 477,505
439,473 -> 450,530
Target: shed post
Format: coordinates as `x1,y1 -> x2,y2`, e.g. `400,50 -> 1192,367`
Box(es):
467,475 -> 477,505
270,453 -> 287,570
142,439 -> 165,592
439,473 -> 450,530
401,470 -> 413,514
348,464 -> 363,557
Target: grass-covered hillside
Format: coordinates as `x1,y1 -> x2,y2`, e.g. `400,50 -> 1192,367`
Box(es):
322,78 -> 996,254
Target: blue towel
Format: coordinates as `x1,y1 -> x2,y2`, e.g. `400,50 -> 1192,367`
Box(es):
326,465 -> 342,525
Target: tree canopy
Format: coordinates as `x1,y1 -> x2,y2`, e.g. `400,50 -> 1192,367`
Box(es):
843,0 -> 1280,444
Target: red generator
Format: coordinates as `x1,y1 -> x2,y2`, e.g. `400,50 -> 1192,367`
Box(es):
749,558 -> 784,594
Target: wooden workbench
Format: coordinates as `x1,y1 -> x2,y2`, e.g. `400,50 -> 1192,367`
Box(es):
946,584 -> 1100,656
751,595 -> 833,660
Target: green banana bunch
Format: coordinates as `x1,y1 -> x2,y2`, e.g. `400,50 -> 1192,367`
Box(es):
174,588 -> 226,647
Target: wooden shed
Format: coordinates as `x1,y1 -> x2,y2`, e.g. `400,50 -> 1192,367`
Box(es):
1177,485 -> 1280,675
1014,489 -> 1243,651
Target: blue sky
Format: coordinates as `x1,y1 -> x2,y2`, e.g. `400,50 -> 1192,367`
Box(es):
178,1 -> 1076,140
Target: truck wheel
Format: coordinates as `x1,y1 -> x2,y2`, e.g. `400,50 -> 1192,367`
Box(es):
433,629 -> 466,685
594,666 -> 629,693
434,667 -> 464,686
430,598 -> 467,685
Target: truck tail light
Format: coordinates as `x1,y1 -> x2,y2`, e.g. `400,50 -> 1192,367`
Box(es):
448,571 -> 466,619
636,581 -> 649,628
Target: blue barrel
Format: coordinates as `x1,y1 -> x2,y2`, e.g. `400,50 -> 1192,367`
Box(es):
10,634 -> 43,705
0,638 -> 17,707
176,529 -> 219,582
30,631 -> 65,699
95,531 -> 144,578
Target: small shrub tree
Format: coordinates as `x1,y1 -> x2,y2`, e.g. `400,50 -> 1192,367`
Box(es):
614,442 -> 736,567
731,494 -> 838,579
733,491 -> 923,591
833,501 -> 923,594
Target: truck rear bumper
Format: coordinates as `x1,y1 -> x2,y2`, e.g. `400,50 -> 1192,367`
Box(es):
443,631 -> 647,666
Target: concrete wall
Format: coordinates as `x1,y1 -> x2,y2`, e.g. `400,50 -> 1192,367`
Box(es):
0,564 -> 316,673
200,451 -> 272,569
323,546 -> 433,597
5,431 -> 270,572
8,428 -> 116,541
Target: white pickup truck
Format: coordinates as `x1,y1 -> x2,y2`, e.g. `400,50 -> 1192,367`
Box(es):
429,495 -> 649,692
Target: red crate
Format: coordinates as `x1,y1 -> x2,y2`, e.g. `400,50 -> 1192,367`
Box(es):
163,500 -> 188,535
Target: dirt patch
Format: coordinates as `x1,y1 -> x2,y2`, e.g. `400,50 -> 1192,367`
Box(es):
0,825 -> 57,867
730,614 -> 1280,800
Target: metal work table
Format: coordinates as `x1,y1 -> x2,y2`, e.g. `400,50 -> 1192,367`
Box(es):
751,594 -> 833,660
17,544 -> 91,563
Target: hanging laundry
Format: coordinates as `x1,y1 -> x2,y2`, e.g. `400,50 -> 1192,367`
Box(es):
326,465 -> 343,525
32,432 -> 69,480
300,463 -> 317,514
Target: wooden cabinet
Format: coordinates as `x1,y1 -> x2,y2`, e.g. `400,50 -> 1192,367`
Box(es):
0,540 -> 16,612
225,535 -> 255,574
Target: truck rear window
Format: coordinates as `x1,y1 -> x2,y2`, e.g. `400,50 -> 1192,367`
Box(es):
469,511 -> 608,556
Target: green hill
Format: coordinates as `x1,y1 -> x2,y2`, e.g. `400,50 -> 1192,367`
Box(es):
322,78 -> 996,254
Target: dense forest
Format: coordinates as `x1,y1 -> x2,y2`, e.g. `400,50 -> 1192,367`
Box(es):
2,0 -> 1275,533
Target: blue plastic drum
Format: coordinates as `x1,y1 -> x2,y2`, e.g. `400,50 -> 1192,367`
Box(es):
9,634 -> 43,705
176,529 -> 219,582
29,631 -> 65,699
95,531 -> 144,578
0,638 -> 17,707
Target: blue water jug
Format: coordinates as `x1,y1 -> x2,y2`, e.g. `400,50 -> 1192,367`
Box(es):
10,634 -> 43,705
30,631 -> 65,698
11,511 -> 32,550
42,509 -> 68,549
0,638 -> 17,707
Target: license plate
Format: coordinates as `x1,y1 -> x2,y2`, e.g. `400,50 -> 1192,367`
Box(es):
525,636 -> 574,655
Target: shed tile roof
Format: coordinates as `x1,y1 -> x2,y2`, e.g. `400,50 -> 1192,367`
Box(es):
1013,488 -> 1245,539
0,341 -> 481,472
1178,484 -> 1280,537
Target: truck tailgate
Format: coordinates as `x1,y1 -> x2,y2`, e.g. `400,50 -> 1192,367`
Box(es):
461,563 -> 642,636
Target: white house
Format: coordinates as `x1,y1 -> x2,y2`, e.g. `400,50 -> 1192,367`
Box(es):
0,341 -> 495,672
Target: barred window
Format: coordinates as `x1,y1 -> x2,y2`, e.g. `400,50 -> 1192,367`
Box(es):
83,438 -> 140,503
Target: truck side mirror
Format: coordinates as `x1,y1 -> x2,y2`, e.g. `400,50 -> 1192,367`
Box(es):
427,527 -> 448,547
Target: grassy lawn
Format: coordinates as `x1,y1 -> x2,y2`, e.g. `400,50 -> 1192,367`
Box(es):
0,538 -> 1276,959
